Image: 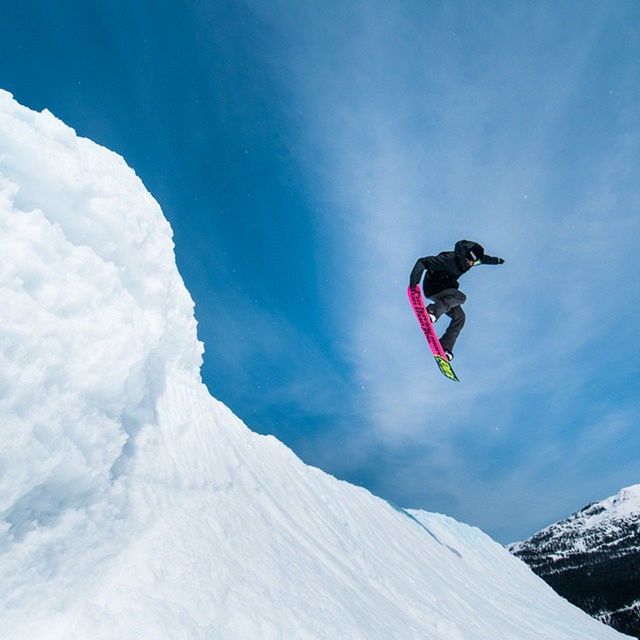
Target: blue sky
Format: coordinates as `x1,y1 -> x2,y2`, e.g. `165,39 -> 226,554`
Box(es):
1,0 -> 639,543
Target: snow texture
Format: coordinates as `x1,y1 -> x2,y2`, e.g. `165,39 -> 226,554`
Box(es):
0,90 -> 630,639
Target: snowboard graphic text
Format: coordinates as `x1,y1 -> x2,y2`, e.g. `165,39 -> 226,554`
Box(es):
407,285 -> 459,382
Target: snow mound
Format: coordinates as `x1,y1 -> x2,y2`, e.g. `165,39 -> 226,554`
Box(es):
0,90 -> 629,639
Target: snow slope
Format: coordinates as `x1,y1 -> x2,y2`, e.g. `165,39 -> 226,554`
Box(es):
0,90 -> 629,639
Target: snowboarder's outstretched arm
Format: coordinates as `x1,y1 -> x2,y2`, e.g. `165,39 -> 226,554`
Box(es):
409,254 -> 452,288
480,254 -> 505,265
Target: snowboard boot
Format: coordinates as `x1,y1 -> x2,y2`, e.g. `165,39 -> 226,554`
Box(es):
444,350 -> 453,362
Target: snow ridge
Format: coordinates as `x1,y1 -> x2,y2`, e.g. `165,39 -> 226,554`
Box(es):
0,91 -> 629,639
509,484 -> 640,564
509,486 -> 640,638
0,88 -> 203,635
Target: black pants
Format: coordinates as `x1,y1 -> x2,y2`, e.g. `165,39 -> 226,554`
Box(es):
426,288 -> 466,353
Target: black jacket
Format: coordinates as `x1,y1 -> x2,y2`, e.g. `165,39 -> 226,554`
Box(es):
409,240 -> 503,297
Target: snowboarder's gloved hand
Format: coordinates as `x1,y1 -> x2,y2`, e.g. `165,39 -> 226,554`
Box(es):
496,258 -> 505,264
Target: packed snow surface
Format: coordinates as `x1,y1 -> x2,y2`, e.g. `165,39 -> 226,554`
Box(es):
0,90 -> 629,639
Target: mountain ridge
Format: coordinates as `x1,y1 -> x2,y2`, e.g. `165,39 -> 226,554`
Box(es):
510,484 -> 640,638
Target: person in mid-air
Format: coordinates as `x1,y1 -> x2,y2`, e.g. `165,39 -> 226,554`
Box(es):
409,240 -> 505,361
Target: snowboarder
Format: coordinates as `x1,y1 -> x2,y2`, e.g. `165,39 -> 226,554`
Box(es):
409,240 -> 505,361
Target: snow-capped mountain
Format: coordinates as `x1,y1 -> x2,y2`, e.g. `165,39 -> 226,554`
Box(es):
0,89 -> 630,639
510,485 -> 640,638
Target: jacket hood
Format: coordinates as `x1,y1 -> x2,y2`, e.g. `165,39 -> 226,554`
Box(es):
454,240 -> 483,262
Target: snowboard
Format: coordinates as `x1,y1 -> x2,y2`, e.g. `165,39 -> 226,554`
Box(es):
407,285 -> 459,382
